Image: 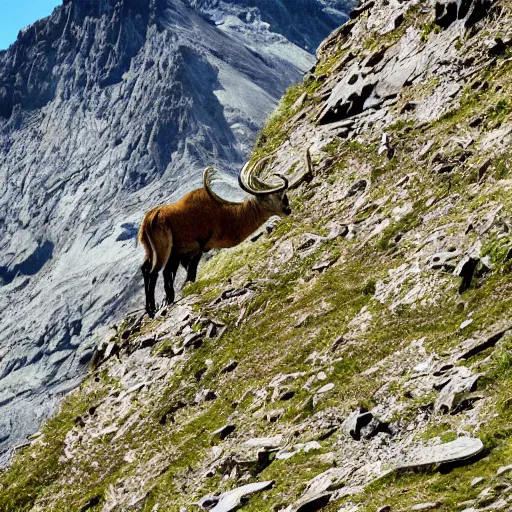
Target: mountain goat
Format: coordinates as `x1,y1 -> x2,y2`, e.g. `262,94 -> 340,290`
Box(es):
138,155 -> 295,317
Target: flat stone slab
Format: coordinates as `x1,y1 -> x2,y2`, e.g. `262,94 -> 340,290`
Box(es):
397,437 -> 484,470
324,438 -> 485,499
243,435 -> 283,449
206,481 -> 274,512
461,498 -> 509,511
316,383 -> 335,394
496,464 -> 512,476
410,503 -> 441,511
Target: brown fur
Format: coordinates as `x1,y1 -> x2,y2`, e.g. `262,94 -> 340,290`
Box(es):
138,189 -> 282,272
138,186 -> 290,316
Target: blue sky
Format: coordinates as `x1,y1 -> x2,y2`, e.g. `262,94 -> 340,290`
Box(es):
0,1 -> 62,50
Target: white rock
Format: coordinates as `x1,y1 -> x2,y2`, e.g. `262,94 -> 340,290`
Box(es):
209,481 -> 274,512
496,464 -> 512,476
460,319 -> 474,330
243,435 -> 283,448
316,383 -> 335,394
410,503 -> 440,511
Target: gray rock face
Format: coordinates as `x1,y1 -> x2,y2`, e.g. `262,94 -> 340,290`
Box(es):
0,0 -> 351,464
185,0 -> 354,52
434,366 -> 480,414
316,0 -> 494,125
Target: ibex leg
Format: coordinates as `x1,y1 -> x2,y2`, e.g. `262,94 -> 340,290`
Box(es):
185,252 -> 202,283
163,252 -> 180,304
141,259 -> 153,316
147,270 -> 159,318
186,235 -> 210,283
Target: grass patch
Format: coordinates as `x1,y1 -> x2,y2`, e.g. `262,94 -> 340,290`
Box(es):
0,383 -> 109,512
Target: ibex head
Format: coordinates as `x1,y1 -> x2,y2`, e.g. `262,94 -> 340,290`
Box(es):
204,154 -> 291,216
239,155 -> 291,216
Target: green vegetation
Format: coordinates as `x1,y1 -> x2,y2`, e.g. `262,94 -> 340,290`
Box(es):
489,98 -> 512,123
252,83 -> 308,160
0,383 -> 110,511
376,211 -> 422,251
421,20 -> 442,41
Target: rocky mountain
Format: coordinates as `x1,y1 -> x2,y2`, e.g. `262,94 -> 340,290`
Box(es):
2,0 -> 512,510
0,0 -> 353,465
185,0 -> 352,52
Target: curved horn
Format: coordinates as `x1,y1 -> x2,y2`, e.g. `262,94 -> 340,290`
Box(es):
238,155 -> 288,196
203,167 -> 242,205
276,173 -> 289,190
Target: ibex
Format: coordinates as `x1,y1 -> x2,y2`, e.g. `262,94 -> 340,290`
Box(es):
138,155 -> 296,317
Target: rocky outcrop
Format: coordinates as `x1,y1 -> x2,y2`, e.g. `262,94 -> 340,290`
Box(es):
0,0 -> 351,464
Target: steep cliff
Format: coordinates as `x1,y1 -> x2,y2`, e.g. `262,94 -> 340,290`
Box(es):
0,0 -> 351,463
3,0 -> 512,510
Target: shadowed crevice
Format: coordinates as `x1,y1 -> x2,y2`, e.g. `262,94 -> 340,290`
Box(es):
0,240 -> 54,285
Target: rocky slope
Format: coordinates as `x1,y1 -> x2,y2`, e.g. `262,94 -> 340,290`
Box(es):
2,0 -> 512,510
0,0 -> 351,464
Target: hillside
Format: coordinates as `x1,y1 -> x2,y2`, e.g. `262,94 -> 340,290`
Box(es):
0,0 -> 351,465
1,0 -> 512,510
